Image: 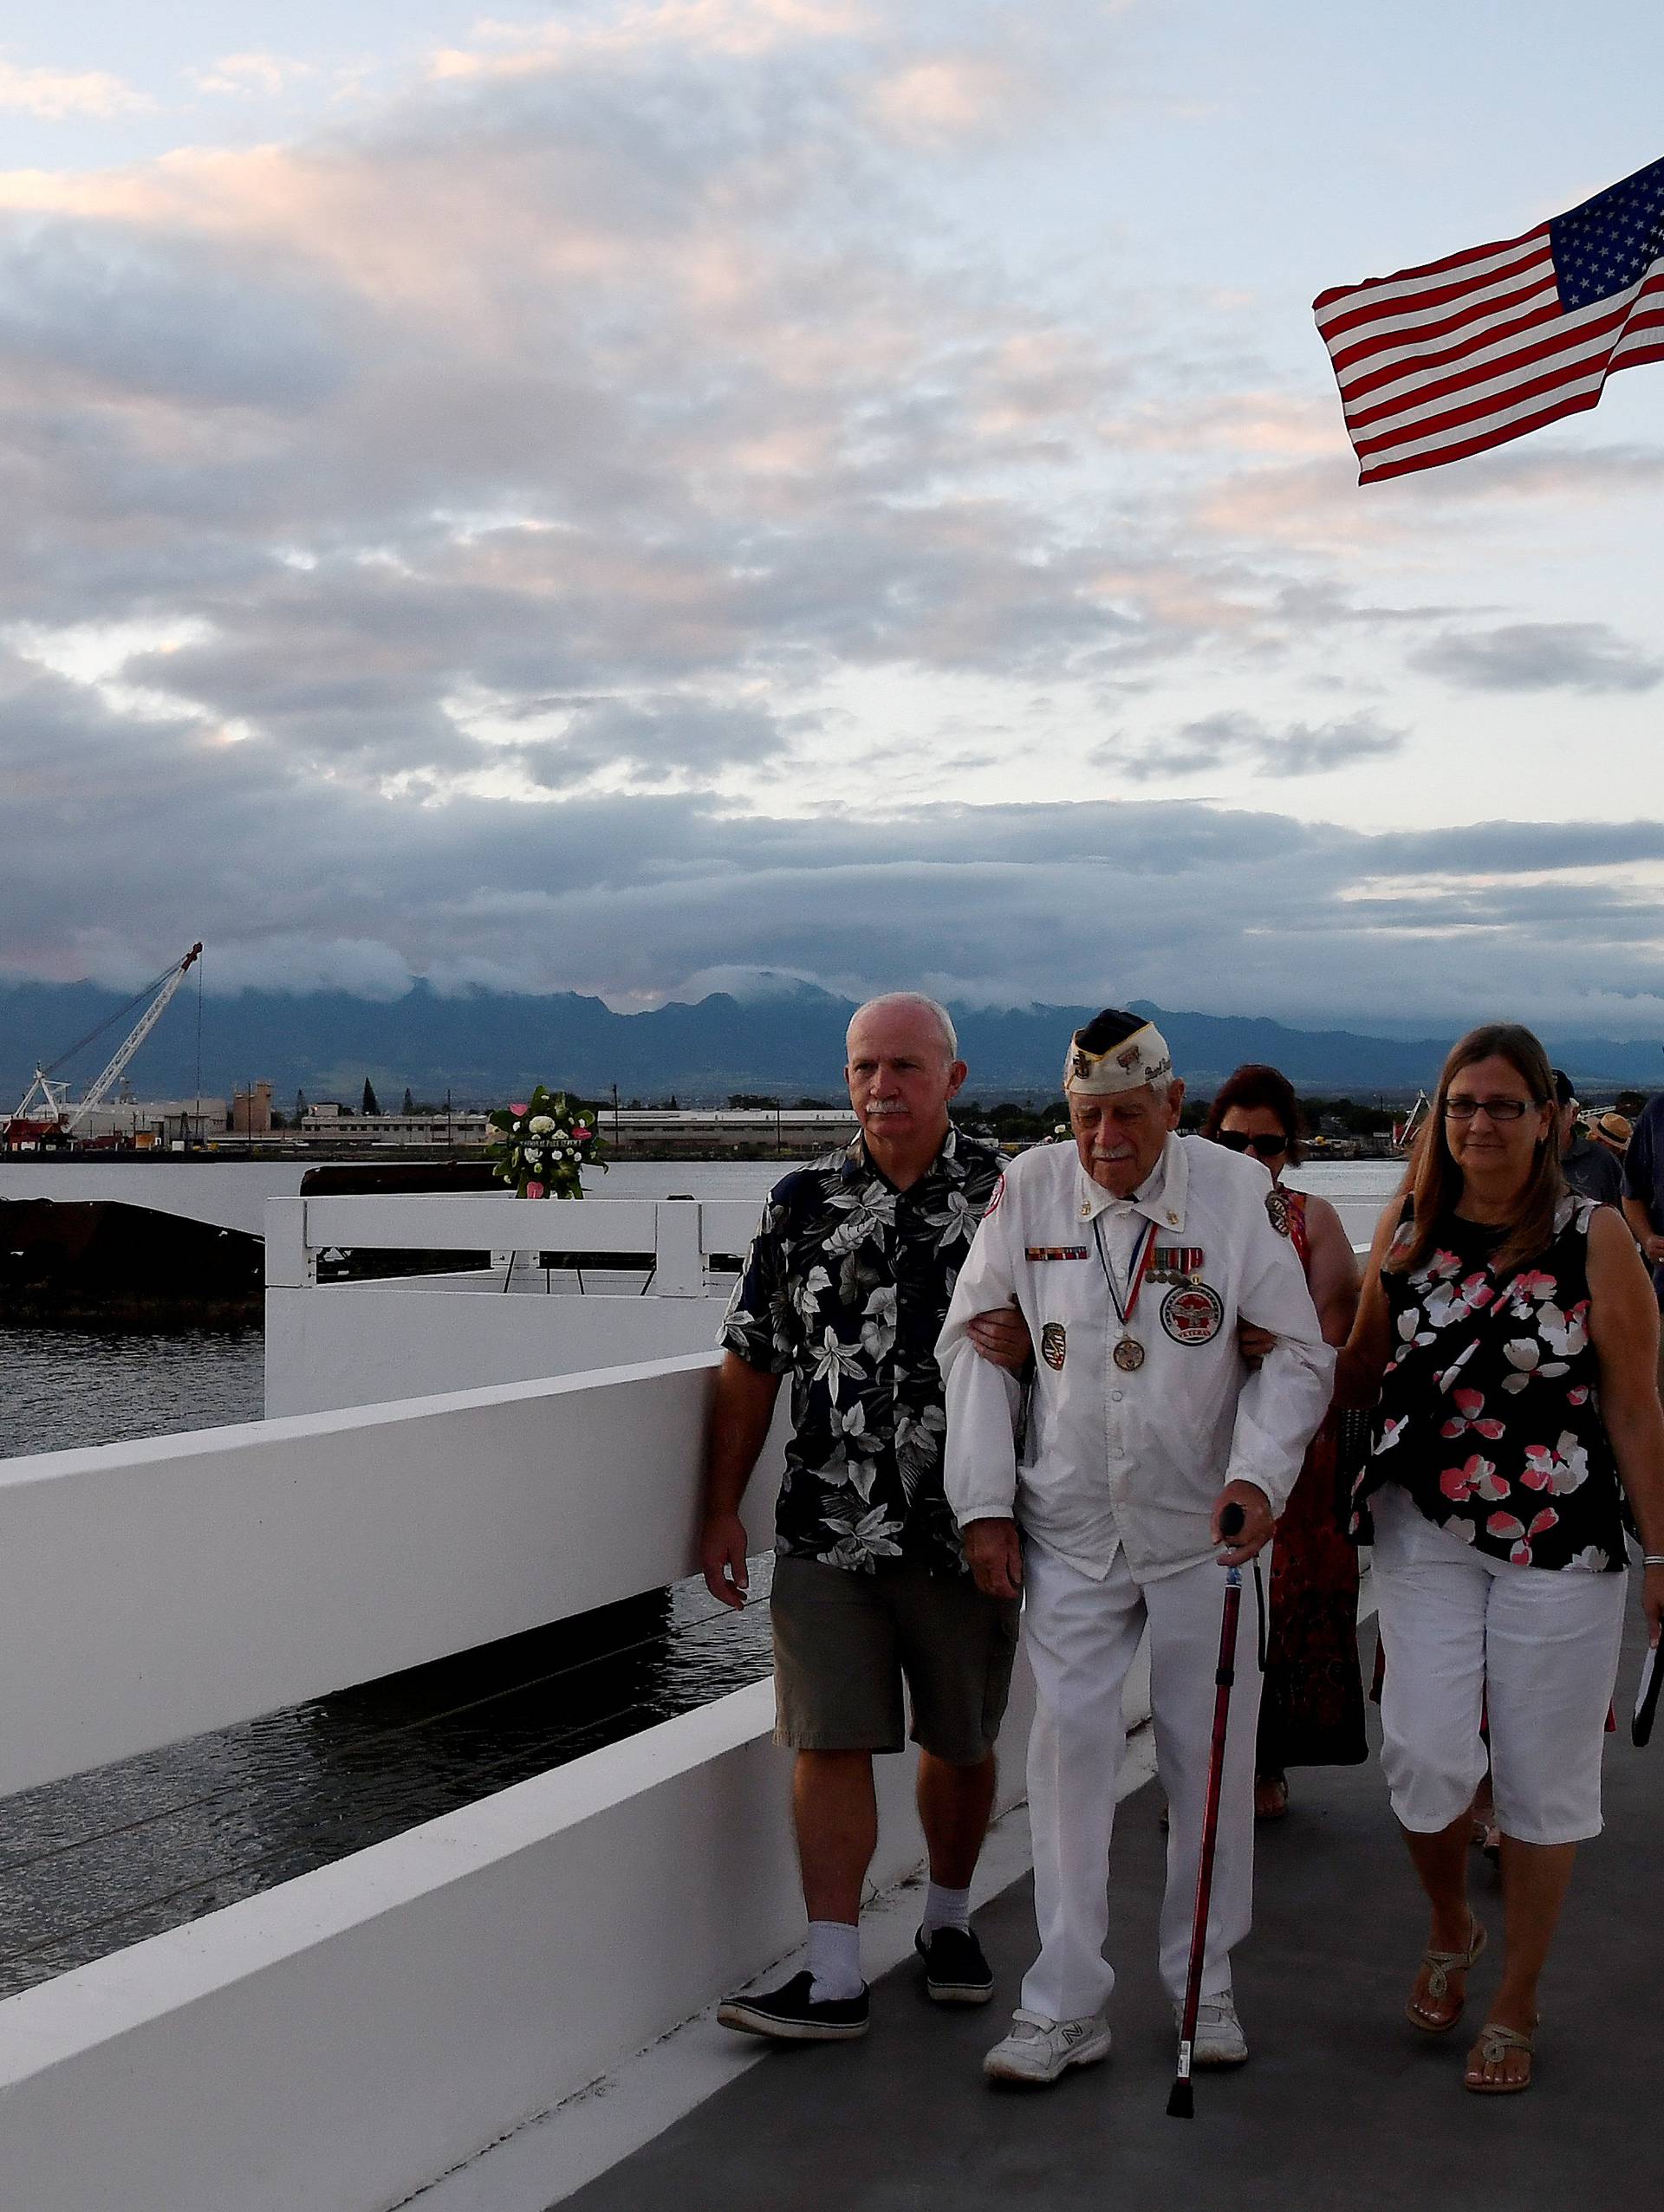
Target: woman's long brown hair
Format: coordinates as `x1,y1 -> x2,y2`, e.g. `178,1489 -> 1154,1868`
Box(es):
1387,1023 -> 1564,1281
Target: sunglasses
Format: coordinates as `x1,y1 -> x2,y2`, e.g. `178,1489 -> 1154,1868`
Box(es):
1213,1130 -> 1289,1158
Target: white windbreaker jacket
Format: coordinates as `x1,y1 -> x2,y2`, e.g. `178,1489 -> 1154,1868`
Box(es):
937,1133 -> 1335,1583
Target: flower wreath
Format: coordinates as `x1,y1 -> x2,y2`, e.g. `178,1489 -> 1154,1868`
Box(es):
487,1087 -> 608,1198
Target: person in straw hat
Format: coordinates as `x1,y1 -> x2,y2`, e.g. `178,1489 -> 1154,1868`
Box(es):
1591,1109 -> 1632,1161
937,1009 -> 1334,2086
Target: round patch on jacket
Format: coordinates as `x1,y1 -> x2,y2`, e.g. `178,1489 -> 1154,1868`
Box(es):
1040,1321 -> 1067,1370
1265,1188 -> 1292,1236
1160,1282 -> 1224,1346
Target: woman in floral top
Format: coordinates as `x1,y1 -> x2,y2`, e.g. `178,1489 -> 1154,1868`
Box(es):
1343,1023 -> 1664,2097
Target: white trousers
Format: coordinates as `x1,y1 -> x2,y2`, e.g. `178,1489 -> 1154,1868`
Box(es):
1372,1484 -> 1627,1846
1019,1535 -> 1264,2021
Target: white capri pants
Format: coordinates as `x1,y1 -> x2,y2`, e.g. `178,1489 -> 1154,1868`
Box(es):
1371,1483 -> 1627,1846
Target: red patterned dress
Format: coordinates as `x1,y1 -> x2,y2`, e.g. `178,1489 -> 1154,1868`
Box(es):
1257,1189 -> 1368,1773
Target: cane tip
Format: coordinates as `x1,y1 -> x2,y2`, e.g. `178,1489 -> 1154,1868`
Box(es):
1166,2080 -> 1194,2119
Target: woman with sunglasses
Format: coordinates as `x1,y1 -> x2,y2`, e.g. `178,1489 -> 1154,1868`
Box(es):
1205,1067 -> 1365,1820
1343,1023 -> 1664,2094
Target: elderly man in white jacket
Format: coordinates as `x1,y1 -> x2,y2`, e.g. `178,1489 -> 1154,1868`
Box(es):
938,1009 -> 1334,2086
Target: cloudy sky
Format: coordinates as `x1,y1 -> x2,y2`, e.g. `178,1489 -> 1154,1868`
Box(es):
2,1 -> 1661,1034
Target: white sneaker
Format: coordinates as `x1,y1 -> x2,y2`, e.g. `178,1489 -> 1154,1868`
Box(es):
1176,1995 -> 1249,2066
983,2008 -> 1112,2086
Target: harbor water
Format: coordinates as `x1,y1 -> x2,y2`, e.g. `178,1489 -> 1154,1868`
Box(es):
0,1327 -> 264,1459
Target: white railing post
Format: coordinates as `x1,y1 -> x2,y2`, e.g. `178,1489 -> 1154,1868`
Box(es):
263,1198 -> 316,1288
653,1202 -> 705,1297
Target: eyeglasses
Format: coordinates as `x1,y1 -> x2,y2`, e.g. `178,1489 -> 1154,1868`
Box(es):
1213,1130 -> 1289,1158
1443,1094 -> 1540,1122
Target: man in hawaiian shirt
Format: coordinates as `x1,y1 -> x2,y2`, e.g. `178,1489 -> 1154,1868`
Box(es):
705,992 -> 1028,2044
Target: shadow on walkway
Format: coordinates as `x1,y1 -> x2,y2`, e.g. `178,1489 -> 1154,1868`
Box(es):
563,1613 -> 1664,2212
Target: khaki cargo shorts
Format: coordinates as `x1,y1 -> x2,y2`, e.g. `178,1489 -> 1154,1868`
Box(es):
770,1552 -> 1021,1767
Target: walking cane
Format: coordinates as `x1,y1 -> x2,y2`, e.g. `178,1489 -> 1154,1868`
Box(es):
1167,1501 -> 1245,2120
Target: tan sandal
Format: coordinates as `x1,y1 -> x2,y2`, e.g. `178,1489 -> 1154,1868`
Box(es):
1407,1917 -> 1486,2034
1255,1773 -> 1290,1822
1464,2019 -> 1535,2094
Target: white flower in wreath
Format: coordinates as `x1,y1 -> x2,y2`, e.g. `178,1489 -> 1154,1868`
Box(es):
529,1115 -> 556,1134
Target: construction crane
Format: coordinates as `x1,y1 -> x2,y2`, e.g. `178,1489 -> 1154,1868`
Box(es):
1393,1089 -> 1432,1154
7,943 -> 203,1142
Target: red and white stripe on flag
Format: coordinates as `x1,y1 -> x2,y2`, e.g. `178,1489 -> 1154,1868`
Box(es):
1314,219 -> 1664,484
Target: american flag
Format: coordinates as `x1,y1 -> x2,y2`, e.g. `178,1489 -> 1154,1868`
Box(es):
1314,155 -> 1664,483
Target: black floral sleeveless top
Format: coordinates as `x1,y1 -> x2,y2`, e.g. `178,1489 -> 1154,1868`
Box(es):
1352,1196 -> 1627,1573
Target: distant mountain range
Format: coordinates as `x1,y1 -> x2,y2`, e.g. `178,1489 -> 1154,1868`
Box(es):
2,975 -> 1661,1107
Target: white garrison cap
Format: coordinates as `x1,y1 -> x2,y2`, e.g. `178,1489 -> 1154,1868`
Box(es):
1063,1010 -> 1175,1097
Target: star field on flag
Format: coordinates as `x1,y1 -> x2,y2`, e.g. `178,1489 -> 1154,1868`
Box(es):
1314,155 -> 1664,483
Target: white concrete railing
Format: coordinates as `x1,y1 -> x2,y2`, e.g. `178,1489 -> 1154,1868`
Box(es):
266,1277 -> 739,1417
266,1192 -> 764,1295
0,1352 -> 783,1799
263,1193 -> 767,1416
0,1662 -> 1036,2212
0,1346 -> 1043,2212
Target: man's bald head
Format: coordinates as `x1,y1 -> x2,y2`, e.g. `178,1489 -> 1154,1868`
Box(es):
845,993 -> 958,1067
844,994 -> 967,1179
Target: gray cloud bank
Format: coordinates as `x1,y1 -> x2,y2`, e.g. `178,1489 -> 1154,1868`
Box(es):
1410,623 -> 1664,694
3,631 -> 1661,1037
1093,710 -> 1407,782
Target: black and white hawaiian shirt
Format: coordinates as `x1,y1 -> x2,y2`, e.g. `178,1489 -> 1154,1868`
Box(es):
719,1126 -> 1004,1575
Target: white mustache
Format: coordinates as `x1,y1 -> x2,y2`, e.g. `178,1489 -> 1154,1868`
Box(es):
865,1103 -> 907,1116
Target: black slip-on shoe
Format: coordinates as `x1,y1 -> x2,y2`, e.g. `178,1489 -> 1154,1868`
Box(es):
717,1971 -> 870,2042
914,1923 -> 995,2006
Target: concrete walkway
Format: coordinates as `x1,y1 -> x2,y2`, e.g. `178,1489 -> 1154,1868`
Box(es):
562,1611 -> 1664,2212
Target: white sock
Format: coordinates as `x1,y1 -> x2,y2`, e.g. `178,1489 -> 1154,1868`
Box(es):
807,1919 -> 863,2002
922,1881 -> 972,1935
